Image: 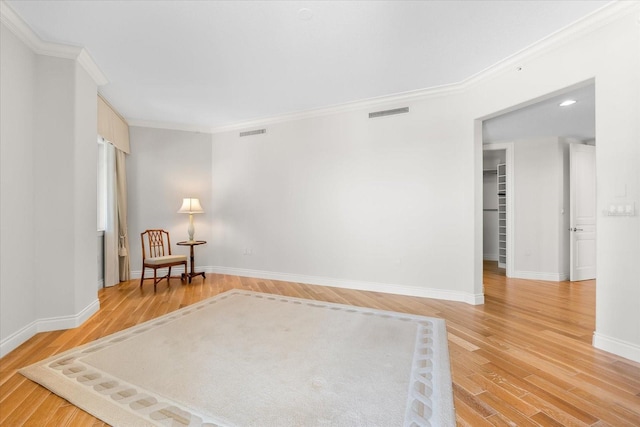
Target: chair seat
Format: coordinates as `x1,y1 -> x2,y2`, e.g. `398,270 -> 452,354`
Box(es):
144,255 -> 187,266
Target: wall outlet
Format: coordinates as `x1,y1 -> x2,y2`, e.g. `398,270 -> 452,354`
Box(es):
243,247 -> 253,255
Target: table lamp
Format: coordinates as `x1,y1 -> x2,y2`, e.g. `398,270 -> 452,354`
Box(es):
178,198 -> 204,241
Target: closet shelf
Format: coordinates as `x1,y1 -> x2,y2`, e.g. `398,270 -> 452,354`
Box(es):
497,163 -> 507,269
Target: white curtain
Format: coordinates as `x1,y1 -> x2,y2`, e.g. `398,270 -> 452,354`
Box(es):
103,140 -> 119,287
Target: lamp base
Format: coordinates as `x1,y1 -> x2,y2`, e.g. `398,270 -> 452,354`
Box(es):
187,213 -> 195,241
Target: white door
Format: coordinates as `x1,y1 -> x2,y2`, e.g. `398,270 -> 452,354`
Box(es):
570,144 -> 596,281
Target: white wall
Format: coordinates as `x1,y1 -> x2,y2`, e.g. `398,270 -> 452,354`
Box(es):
209,94 -> 479,303
73,61 -> 99,312
591,10 -> 640,362
127,127 -> 214,278
512,137 -> 567,280
33,56 -> 77,318
0,21 -> 100,357
0,23 -> 37,346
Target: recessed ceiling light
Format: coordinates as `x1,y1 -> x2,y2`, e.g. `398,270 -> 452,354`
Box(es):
559,99 -> 577,107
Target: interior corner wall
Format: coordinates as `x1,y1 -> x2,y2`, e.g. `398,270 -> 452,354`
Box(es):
33,55 -> 78,318
0,22 -> 37,350
32,55 -> 99,324
0,22 -> 99,357
127,126 -> 214,278
73,62 -> 99,313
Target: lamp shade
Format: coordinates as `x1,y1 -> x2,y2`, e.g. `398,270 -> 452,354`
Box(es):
178,198 -> 204,214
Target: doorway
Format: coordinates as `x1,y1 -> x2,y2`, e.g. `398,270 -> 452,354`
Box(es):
480,81 -> 596,282
482,145 -> 514,277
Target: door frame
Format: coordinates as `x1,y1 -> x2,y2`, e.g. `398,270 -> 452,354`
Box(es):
473,79 -> 596,301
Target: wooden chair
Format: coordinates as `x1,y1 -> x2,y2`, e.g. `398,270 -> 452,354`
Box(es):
140,229 -> 187,291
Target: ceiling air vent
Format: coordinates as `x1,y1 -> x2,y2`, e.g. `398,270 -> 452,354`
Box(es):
368,107 -> 409,119
239,128 -> 266,137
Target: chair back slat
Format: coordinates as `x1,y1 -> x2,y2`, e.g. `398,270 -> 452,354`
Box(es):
141,229 -> 173,260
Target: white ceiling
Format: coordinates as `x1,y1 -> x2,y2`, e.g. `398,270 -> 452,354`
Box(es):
483,83 -> 595,143
7,0 -> 609,131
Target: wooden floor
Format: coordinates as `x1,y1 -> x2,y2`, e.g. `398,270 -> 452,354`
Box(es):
1,262 -> 639,426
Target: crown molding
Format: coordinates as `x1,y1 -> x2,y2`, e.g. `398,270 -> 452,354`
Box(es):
77,49 -> 109,86
6,0 -> 632,134
127,119 -> 215,135
459,0 -> 640,90
209,82 -> 463,134
204,2 -> 640,135
126,80 -> 462,135
0,0 -> 108,86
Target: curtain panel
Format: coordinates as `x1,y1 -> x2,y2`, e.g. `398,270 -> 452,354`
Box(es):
98,95 -> 130,285
116,149 -> 130,281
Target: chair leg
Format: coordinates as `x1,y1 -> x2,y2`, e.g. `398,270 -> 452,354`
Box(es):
168,267 -> 172,287
140,268 -> 145,288
183,263 -> 187,282
153,268 -> 157,292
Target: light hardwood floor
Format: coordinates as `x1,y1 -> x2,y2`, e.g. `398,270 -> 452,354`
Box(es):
1,262 -> 639,426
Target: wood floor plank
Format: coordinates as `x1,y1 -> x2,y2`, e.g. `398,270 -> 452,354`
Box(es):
453,396 -> 495,427
468,373 -> 539,416
526,374 -> 640,427
22,392 -> 65,426
476,391 -> 540,427
530,411 -> 567,427
1,261 -> 639,426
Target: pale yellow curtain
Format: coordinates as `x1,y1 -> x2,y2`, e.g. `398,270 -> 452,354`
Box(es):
115,148 -> 130,281
98,96 -> 130,153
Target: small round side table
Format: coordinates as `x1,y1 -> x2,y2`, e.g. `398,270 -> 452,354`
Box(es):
177,240 -> 206,283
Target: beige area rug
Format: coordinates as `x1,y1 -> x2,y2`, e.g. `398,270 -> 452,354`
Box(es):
20,290 -> 455,426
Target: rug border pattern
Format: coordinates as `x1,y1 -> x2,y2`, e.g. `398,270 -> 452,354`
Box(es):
20,289 -> 455,427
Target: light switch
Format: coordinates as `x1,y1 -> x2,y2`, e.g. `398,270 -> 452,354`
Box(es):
605,202 -> 636,216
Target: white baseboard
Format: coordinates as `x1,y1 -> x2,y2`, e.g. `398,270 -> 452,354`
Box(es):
593,332 -> 640,363
0,322 -> 37,359
512,270 -> 568,282
131,266 -> 483,305
0,299 -> 100,358
483,254 -> 498,261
